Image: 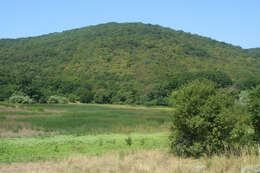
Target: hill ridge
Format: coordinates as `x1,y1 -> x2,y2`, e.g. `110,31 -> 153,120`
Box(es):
0,22 -> 260,104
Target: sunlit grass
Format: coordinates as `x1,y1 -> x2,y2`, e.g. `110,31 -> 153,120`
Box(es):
0,132 -> 169,163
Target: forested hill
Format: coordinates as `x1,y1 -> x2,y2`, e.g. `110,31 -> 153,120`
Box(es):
246,48 -> 260,57
0,22 -> 260,105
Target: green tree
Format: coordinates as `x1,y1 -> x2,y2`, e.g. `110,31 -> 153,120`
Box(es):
248,85 -> 260,140
169,80 -> 238,157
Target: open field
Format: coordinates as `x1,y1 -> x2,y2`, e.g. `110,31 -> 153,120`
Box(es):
0,103 -> 259,173
0,103 -> 170,163
0,103 -> 171,137
0,132 -> 168,163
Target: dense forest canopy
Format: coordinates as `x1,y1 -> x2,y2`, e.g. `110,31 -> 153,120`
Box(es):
0,22 -> 260,105
246,48 -> 260,57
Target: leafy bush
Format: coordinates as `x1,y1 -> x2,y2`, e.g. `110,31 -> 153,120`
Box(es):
9,92 -> 33,104
67,94 -> 79,103
248,85 -> 260,140
47,96 -> 69,104
169,79 -> 239,157
237,75 -> 260,90
125,136 -> 132,146
93,89 -> 112,104
75,88 -> 94,103
237,90 -> 250,106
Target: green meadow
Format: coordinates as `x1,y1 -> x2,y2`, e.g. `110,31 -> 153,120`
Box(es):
0,103 -> 171,163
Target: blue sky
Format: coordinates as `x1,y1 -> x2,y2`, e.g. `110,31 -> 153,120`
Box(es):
0,0 -> 259,48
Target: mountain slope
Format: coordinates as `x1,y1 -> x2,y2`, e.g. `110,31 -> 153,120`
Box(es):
0,22 -> 260,104
246,48 -> 260,57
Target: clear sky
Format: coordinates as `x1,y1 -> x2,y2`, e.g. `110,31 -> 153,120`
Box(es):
0,0 -> 259,48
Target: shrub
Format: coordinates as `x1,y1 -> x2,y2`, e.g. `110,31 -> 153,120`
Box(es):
9,92 -> 33,104
248,85 -> 260,140
76,89 -> 94,103
237,90 -> 250,106
169,79 -> 239,157
93,89 -> 112,104
125,136 -> 132,146
68,94 -> 79,103
47,96 -> 69,104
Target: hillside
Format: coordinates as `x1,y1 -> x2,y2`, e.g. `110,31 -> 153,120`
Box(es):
0,22 -> 260,104
247,48 -> 260,57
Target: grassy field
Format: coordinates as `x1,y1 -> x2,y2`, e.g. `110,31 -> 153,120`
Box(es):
0,103 -> 259,173
0,133 -> 169,163
0,103 -> 171,163
0,103 -> 171,136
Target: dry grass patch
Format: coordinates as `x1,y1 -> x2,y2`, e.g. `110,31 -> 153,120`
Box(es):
0,121 -> 55,137
0,106 -> 29,112
0,150 -> 259,173
43,109 -> 67,113
0,128 -> 50,137
0,121 -> 32,130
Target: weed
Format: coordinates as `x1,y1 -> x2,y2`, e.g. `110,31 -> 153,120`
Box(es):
98,138 -> 104,146
125,136 -> 132,146
140,138 -> 145,146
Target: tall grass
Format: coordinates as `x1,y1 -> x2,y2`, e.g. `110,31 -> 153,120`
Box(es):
0,104 -> 170,135
0,149 -> 259,173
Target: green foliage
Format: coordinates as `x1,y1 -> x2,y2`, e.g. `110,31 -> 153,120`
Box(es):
125,136 -> 133,146
237,75 -> 260,90
248,85 -> 260,140
47,96 -> 69,104
75,88 -> 93,103
0,133 -> 168,163
169,80 -> 240,157
67,94 -> 79,103
9,91 -> 33,104
93,89 -> 112,104
150,71 -> 233,106
246,48 -> 260,57
168,71 -> 233,90
0,22 -> 259,105
237,90 -> 250,106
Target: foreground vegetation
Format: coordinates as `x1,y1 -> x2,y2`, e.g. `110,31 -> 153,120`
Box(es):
169,79 -> 260,158
0,133 -> 168,163
0,103 -> 170,163
0,96 -> 259,172
1,150 -> 259,173
1,79 -> 260,172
